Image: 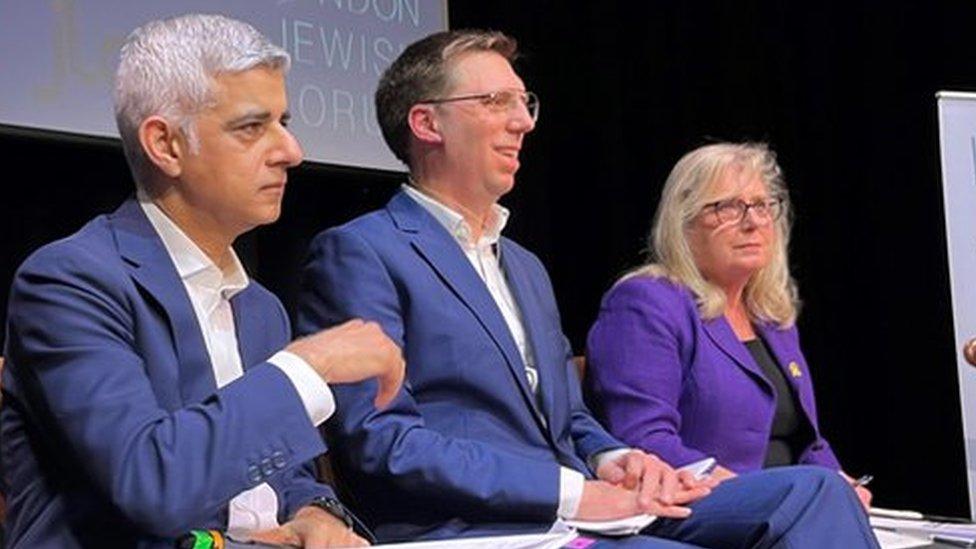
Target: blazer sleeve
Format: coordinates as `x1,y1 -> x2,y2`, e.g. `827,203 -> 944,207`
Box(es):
263,298 -> 339,522
269,460 -> 337,523
585,277 -> 709,467
296,227 -> 561,521
5,242 -> 327,537
562,329 -> 629,462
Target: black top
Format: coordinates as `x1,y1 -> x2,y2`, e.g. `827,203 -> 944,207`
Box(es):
744,338 -> 814,467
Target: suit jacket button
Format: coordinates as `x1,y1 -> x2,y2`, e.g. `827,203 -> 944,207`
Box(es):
260,458 -> 275,476
272,452 -> 287,468
247,465 -> 262,483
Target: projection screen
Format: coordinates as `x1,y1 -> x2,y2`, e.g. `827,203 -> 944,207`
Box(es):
0,1 -> 449,171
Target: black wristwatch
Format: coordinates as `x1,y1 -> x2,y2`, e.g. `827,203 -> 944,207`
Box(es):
306,497 -> 376,543
308,497 -> 354,529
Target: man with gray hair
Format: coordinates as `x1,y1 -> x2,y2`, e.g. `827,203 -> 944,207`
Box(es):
1,13 -> 402,547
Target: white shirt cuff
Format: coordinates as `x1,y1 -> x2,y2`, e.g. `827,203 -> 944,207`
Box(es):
589,447 -> 633,472
268,350 -> 335,427
557,466 -> 585,519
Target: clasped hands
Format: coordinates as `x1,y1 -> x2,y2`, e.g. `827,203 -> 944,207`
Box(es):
576,450 -> 718,522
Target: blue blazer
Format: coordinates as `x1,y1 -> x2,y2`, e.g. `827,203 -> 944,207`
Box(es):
297,191 -> 623,541
1,199 -> 333,548
585,275 -> 840,473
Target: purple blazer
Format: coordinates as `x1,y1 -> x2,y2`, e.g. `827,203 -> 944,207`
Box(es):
585,275 -> 841,473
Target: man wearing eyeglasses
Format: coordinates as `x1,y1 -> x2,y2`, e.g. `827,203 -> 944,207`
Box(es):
296,30 -> 879,547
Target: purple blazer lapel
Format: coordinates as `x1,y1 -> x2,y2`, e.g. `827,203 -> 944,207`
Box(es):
754,323 -> 819,425
701,316 -> 772,393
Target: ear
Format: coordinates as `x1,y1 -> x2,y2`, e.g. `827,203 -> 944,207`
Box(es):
407,104 -> 443,145
138,115 -> 185,178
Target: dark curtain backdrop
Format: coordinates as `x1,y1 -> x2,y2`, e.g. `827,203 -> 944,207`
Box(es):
1,1 -> 973,516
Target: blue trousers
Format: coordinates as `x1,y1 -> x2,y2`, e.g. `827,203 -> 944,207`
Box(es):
594,466 -> 879,548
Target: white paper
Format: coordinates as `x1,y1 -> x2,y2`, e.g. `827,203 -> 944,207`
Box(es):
681,457 -> 717,480
870,507 -> 926,521
559,514 -> 656,536
370,531 -> 579,549
872,529 -> 931,549
871,516 -> 976,541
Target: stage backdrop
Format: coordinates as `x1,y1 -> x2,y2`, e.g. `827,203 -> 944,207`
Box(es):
0,0 -> 447,170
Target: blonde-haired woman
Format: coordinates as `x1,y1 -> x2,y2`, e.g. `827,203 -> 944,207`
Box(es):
585,142 -> 870,507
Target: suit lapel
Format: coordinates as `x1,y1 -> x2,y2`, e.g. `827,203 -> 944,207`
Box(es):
231,288 -> 267,371
387,192 -> 547,428
755,323 -> 816,420
499,241 -> 585,470
110,198 -> 217,404
499,242 -> 558,428
702,315 -> 772,393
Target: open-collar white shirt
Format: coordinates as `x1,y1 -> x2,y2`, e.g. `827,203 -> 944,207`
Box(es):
402,184 -> 602,519
402,184 -> 540,393
139,193 -> 334,536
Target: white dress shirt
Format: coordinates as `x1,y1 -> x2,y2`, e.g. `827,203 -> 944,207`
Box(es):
402,184 -> 604,519
138,194 -> 335,536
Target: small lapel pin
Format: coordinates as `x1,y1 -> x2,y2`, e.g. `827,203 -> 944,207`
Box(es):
788,361 -> 802,378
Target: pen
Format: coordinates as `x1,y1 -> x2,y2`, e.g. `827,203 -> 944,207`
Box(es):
695,458 -> 717,480
853,474 -> 873,487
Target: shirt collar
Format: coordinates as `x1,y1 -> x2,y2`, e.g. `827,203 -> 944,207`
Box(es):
402,183 -> 510,249
137,190 -> 249,300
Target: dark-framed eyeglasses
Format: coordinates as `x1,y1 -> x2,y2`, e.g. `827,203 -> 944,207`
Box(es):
701,197 -> 785,225
420,89 -> 540,122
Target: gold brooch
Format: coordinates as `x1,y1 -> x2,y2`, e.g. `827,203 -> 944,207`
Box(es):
788,362 -> 802,378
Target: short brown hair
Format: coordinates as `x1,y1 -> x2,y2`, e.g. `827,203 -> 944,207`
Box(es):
375,29 -> 517,168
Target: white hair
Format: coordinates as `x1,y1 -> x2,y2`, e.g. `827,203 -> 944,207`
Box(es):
113,13 -> 290,184
628,142 -> 799,326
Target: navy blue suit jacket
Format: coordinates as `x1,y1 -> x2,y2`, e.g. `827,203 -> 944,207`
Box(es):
297,191 -> 623,541
1,199 -> 333,548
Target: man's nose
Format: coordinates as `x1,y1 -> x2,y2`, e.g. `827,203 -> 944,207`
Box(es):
271,124 -> 303,168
